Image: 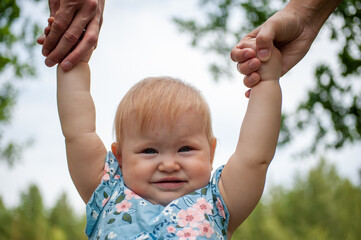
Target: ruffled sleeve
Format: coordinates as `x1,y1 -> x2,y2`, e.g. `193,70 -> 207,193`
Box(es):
85,151 -> 122,236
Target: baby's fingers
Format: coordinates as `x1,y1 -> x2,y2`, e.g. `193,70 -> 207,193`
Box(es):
237,58 -> 261,76
245,89 -> 251,98
37,17 -> 55,45
230,47 -> 256,63
37,34 -> 45,45
243,72 -> 261,88
243,72 -> 261,98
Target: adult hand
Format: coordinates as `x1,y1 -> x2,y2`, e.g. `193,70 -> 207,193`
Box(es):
231,0 -> 342,88
231,8 -> 318,80
37,0 -> 105,71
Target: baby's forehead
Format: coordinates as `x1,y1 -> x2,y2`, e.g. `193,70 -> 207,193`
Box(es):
125,109 -> 203,134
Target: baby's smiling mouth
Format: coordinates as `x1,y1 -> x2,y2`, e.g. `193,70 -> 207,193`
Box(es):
153,178 -> 186,189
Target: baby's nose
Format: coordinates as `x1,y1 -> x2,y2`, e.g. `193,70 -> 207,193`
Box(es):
158,158 -> 181,172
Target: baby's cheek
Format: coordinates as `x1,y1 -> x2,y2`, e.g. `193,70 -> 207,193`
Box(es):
195,166 -> 212,186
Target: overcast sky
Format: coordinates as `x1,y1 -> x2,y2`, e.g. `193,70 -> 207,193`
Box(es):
1,0 -> 360,213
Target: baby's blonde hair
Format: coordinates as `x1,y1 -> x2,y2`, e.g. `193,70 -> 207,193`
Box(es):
113,76 -> 214,151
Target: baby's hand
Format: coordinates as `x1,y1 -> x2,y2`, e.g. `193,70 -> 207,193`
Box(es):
232,38 -> 281,98
37,17 -> 55,45
38,17 -> 93,64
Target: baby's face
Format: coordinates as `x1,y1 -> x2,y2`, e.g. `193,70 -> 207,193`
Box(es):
115,112 -> 214,206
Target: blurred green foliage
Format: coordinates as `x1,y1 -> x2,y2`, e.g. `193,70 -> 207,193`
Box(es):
0,185 -> 87,240
0,0 -> 43,167
174,0 -> 361,155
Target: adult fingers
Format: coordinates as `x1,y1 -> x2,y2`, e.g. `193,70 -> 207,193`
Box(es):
42,6 -> 77,57
59,16 -> 100,70
255,21 -> 276,62
44,3 -> 98,67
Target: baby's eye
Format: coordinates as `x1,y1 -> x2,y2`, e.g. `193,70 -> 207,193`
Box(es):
178,146 -> 192,152
142,148 -> 158,154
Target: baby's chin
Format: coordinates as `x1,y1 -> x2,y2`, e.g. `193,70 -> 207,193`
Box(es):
143,182 -> 210,206
145,189 -> 196,206
147,194 -> 183,207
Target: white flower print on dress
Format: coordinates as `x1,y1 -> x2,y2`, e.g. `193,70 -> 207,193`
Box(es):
169,213 -> 179,223
111,191 -> 119,201
109,167 -> 115,175
135,233 -> 151,240
91,210 -> 99,220
108,231 -> 117,239
162,205 -> 173,215
139,200 -> 147,206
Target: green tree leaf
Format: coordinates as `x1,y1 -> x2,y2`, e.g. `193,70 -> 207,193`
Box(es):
0,0 -> 42,167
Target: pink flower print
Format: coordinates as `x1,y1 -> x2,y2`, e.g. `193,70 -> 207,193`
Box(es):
102,173 -> 110,182
102,196 -> 110,207
114,175 -> 121,180
198,221 -> 215,238
101,163 -> 111,181
167,226 -> 176,234
194,198 -> 213,215
104,162 -> 110,172
216,198 -> 226,219
177,207 -> 205,228
176,227 -> 199,240
124,189 -> 141,200
116,200 -> 132,213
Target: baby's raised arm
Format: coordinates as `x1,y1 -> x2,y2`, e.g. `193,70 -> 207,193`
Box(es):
55,22 -> 107,203
220,40 -> 282,233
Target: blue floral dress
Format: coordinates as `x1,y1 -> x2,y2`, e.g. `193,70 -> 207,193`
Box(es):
86,152 -> 229,240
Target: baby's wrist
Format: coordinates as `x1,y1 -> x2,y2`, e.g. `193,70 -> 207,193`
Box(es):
259,76 -> 280,83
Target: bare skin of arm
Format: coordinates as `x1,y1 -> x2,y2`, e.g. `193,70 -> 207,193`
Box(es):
57,51 -> 107,203
221,42 -> 282,234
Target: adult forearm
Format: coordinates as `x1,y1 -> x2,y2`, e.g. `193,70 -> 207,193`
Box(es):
287,0 -> 342,30
57,63 -> 96,140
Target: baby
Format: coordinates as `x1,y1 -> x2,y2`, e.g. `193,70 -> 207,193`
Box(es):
47,14 -> 282,239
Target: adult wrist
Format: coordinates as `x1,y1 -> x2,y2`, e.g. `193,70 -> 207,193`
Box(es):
286,0 -> 341,32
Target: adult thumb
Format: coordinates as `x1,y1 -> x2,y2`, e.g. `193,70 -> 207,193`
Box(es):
256,21 -> 276,62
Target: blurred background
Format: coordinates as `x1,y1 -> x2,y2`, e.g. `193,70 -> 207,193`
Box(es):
0,0 -> 360,239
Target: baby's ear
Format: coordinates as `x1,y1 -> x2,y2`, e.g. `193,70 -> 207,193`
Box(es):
111,142 -> 122,168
